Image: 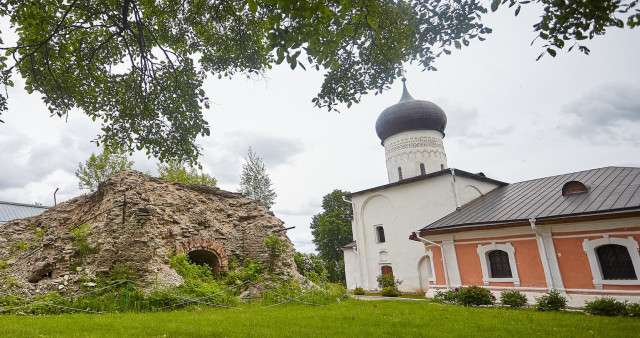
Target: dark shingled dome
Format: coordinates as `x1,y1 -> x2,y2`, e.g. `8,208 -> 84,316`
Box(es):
375,79 -> 447,143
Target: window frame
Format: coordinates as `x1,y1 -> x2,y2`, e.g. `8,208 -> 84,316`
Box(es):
476,243 -> 520,286
375,225 -> 386,243
582,236 -> 640,289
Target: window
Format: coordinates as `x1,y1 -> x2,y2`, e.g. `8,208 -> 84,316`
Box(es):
583,237 -> 640,289
597,245 -> 637,280
420,163 -> 426,175
477,243 -> 520,286
562,181 -> 588,195
488,250 -> 513,278
375,226 -> 386,243
398,167 -> 403,180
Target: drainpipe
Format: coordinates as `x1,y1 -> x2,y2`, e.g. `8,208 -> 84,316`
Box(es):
529,217 -> 555,291
450,168 -> 461,209
413,231 -> 450,291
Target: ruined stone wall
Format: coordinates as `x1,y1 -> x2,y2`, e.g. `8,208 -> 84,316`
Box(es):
0,170 -> 299,294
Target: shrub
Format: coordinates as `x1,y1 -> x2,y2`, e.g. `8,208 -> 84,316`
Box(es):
535,290 -> 567,311
376,274 -> 402,289
264,234 -> 287,272
434,289 -> 459,303
381,286 -> 400,297
168,253 -> 214,284
500,290 -> 528,308
585,297 -> 628,316
626,302 -> 640,317
353,287 -> 365,295
456,286 -> 494,306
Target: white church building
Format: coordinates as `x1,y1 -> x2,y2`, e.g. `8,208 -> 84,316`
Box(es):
342,80 -> 640,306
342,79 -> 505,292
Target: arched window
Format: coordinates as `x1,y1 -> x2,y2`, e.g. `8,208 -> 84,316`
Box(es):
398,167 -> 403,180
477,243 -> 520,286
420,163 -> 426,175
562,181 -> 588,195
582,237 -> 640,288
488,250 -> 513,278
375,226 -> 386,243
597,244 -> 637,280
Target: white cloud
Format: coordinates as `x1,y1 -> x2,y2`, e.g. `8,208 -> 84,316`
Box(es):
561,82 -> 640,145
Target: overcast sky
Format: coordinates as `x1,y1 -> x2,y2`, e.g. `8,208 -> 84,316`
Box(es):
1,6 -> 639,253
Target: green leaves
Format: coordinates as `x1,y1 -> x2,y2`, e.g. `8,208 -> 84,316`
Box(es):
75,147 -> 134,192
238,147 -> 276,208
310,189 -> 352,283
2,0 -> 636,161
157,161 -> 217,187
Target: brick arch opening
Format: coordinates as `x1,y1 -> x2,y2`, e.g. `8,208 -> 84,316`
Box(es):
188,250 -> 220,273
177,238 -> 228,273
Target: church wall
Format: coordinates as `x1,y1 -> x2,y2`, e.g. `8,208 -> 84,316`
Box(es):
343,248 -> 360,289
421,216 -> 640,306
347,173 -> 502,292
549,217 -> 640,292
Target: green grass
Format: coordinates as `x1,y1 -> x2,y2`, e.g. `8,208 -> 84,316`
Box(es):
0,300 -> 638,337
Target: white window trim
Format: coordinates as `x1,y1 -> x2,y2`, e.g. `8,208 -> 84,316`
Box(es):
582,236 -> 640,289
476,243 -> 520,286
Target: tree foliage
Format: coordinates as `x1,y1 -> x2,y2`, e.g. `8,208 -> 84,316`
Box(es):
0,0 -> 493,161
157,161 -> 217,187
492,0 -> 639,59
310,189 -> 353,283
0,1 -> 636,160
75,147 -> 134,192
238,147 -> 276,208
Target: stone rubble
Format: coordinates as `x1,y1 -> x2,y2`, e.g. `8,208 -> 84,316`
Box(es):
0,170 -> 299,295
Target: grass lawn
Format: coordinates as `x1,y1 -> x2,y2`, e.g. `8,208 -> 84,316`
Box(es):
1,299 -> 638,337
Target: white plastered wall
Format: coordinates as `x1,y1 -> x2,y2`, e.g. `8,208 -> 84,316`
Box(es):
344,173 -> 501,292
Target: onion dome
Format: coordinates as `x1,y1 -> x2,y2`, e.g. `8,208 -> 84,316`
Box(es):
375,78 -> 447,143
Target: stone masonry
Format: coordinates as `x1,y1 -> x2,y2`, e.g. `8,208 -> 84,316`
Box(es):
0,170 -> 299,295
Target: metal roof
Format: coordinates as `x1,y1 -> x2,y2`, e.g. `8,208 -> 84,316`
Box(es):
341,241 -> 357,249
419,167 -> 640,233
0,201 -> 50,224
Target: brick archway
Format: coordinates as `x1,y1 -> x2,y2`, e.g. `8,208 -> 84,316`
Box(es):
177,238 -> 228,272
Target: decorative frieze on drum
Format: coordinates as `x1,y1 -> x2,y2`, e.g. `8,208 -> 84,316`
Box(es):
384,136 -> 445,157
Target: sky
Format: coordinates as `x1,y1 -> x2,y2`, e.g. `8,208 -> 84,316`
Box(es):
1,6 -> 639,253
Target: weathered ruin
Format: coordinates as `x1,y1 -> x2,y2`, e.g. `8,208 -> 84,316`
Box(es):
0,170 -> 299,294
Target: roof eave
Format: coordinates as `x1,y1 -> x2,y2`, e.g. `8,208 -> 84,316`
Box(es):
412,207 -> 640,240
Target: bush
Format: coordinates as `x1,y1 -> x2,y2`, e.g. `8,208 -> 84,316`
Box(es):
585,297 -> 628,316
456,286 -> 494,306
353,287 -> 365,295
381,286 -> 400,297
433,286 -> 495,306
535,290 -> 567,311
626,302 -> 640,317
433,289 -> 459,303
376,274 -> 402,289
500,290 -> 528,308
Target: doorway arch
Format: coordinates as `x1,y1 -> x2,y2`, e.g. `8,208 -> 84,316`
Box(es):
177,238 -> 228,273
